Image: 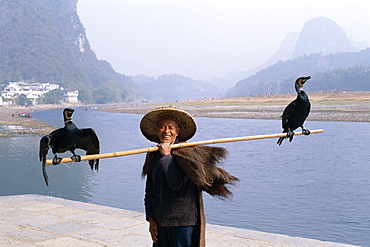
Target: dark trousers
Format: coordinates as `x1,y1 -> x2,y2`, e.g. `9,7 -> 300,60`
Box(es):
153,225 -> 198,247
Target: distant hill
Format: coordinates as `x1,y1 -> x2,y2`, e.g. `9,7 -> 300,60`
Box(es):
0,0 -> 136,103
131,74 -> 224,103
212,17 -> 368,93
225,49 -> 370,96
293,17 -> 359,58
225,17 -> 370,97
2,3 -> 369,103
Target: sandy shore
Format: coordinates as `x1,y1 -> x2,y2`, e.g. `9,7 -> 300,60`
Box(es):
0,105 -> 62,137
1,92 -> 369,137
0,104 -> 96,137
98,103 -> 370,122
97,91 -> 370,122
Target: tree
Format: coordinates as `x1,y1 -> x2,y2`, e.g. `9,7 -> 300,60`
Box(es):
15,94 -> 33,106
37,88 -> 63,104
93,87 -> 120,104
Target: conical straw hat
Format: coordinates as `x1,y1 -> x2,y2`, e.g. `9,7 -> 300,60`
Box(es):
140,106 -> 197,143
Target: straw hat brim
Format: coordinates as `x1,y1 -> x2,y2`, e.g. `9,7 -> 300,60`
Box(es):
140,106 -> 197,143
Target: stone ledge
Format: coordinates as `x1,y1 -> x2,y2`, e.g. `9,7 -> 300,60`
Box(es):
0,194 -> 359,247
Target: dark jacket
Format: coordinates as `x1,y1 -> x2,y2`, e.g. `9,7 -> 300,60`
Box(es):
144,151 -> 199,227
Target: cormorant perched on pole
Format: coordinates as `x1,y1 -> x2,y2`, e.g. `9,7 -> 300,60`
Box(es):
39,108 -> 100,186
277,76 -> 311,146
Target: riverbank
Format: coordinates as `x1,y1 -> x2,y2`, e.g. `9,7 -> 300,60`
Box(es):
0,91 -> 369,137
0,105 -> 64,137
98,91 -> 370,122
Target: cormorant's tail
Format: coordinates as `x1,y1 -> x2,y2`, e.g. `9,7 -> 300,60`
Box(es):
88,159 -> 99,171
42,160 -> 49,187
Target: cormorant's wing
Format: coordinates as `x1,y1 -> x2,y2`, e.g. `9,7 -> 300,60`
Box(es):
304,101 -> 311,121
281,101 -> 296,130
39,135 -> 51,186
277,101 -> 297,146
76,128 -> 100,170
39,128 -> 65,187
76,128 -> 100,152
39,135 -> 51,162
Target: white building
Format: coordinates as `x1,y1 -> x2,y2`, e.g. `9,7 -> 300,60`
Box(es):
1,82 -> 78,104
2,82 -> 61,101
63,90 -> 79,104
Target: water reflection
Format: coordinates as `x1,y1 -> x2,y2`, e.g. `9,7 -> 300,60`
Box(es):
0,135 -> 94,202
0,107 -> 369,246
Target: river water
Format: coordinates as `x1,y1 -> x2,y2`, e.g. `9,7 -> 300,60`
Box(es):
1,107 -> 369,246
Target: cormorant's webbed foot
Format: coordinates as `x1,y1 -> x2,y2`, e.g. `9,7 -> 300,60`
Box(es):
277,129 -> 293,146
302,128 -> 311,135
52,156 -> 63,165
287,129 -> 294,142
71,155 -> 81,162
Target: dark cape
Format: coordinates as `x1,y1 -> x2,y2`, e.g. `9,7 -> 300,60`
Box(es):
142,145 -> 239,247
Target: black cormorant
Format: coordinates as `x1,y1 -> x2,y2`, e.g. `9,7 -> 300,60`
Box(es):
277,76 -> 311,146
39,108 -> 100,186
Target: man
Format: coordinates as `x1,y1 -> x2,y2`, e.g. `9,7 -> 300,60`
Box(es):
140,106 -> 238,247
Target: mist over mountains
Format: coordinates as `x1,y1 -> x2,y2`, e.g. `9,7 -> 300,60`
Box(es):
293,17 -> 359,58
215,17 -> 369,94
225,17 -> 370,97
132,74 -> 223,102
0,1 -> 369,103
129,16 -> 370,101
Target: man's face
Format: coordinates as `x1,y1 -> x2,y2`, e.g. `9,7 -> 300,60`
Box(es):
157,118 -> 180,144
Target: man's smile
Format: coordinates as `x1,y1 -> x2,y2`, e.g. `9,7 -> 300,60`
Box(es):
157,118 -> 179,144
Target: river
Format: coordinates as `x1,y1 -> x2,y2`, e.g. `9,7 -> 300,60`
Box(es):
1,107 -> 369,246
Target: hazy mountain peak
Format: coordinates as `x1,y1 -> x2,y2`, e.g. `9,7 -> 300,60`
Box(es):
349,37 -> 369,50
279,32 -> 299,55
260,31 -> 299,68
292,16 -> 358,58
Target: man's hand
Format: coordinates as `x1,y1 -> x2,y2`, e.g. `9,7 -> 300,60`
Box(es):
149,217 -> 158,243
157,142 -> 171,156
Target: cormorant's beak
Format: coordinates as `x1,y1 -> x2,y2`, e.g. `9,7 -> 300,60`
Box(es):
64,109 -> 74,120
296,76 -> 311,87
301,76 -> 311,84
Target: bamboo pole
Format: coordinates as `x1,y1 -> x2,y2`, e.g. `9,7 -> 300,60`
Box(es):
45,129 -> 324,165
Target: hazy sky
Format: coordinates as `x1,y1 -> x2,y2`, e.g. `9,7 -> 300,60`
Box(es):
77,0 -> 370,80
